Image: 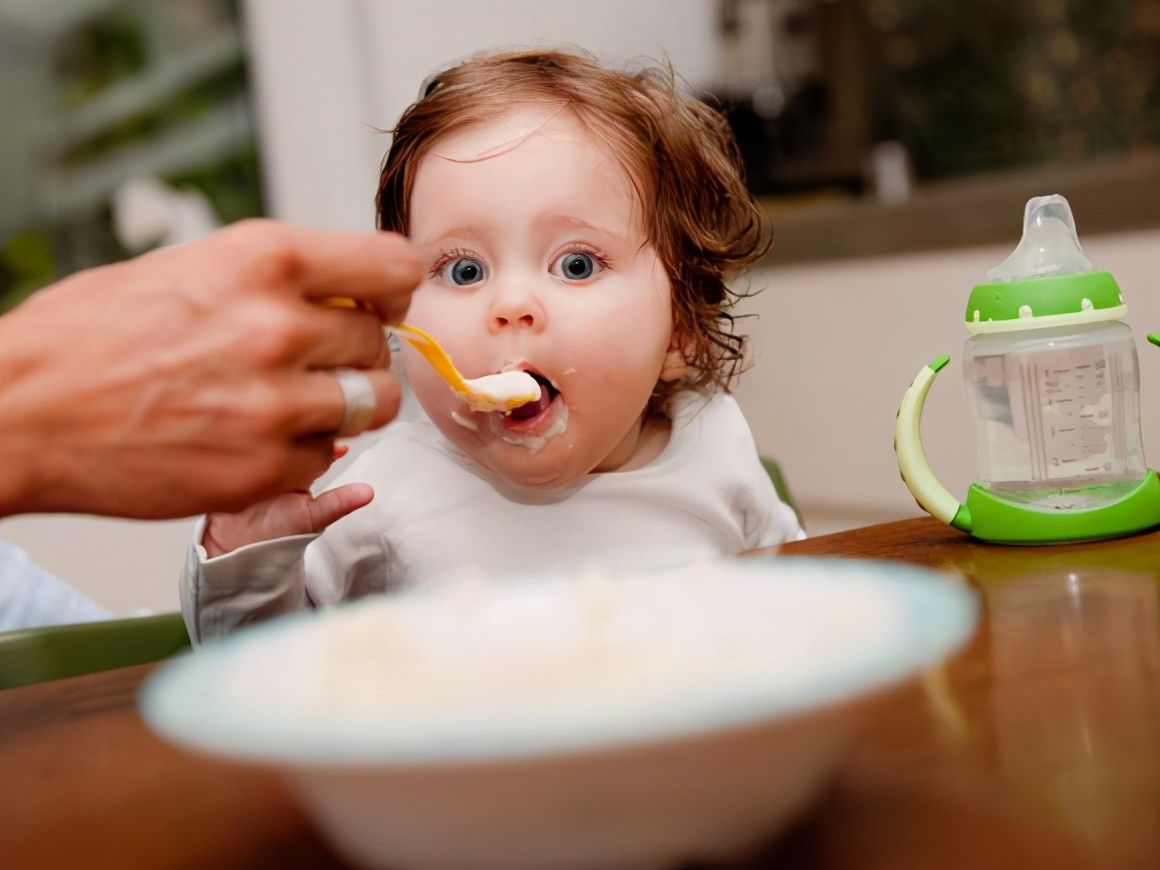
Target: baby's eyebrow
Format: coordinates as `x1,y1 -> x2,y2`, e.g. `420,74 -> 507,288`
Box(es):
420,226 -> 480,244
536,212 -> 626,242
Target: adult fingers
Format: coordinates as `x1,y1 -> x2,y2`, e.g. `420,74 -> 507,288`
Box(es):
292,303 -> 393,370
267,437 -> 339,496
285,367 -> 403,438
254,223 -> 424,323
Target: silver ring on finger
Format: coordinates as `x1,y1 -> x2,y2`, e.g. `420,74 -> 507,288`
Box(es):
333,368 -> 377,436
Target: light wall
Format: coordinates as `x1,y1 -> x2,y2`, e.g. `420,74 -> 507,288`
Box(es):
242,0 -> 719,231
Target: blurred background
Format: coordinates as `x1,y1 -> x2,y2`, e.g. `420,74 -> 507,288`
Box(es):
1,0 -> 1158,613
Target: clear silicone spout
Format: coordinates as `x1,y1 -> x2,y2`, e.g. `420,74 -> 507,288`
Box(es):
986,194 -> 1094,282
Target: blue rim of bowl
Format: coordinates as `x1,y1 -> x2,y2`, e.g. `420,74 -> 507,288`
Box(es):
139,557 -> 978,767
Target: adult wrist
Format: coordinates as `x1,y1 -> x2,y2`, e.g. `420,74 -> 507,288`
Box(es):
0,462 -> 37,524
0,322 -> 47,517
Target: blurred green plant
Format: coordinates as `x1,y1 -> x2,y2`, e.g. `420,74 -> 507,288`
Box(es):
55,8 -> 148,110
3,0 -> 262,304
58,63 -> 251,167
0,229 -> 57,314
169,145 -> 264,225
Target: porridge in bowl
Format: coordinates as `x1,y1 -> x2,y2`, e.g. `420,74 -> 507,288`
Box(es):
142,557 -> 976,869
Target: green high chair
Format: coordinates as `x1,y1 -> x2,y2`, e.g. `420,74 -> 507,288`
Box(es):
0,612 -> 190,690
760,455 -> 802,529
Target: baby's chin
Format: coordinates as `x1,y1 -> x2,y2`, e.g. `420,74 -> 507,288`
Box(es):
473,441 -> 592,491
422,407 -> 586,489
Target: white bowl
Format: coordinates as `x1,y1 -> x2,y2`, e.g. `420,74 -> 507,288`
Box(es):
141,557 -> 976,870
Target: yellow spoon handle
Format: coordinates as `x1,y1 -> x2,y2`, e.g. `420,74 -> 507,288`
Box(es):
320,299 -> 537,411
390,323 -> 471,395
321,299 -> 470,395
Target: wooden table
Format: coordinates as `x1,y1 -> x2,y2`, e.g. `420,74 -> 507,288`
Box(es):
2,517 -> 1157,869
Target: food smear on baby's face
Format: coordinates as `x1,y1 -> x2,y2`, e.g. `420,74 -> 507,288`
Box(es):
461,367 -> 569,453
489,400 -> 570,455
492,369 -> 566,444
449,409 -> 479,431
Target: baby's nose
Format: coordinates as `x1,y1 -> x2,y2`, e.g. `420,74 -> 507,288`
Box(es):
489,289 -> 546,331
492,309 -> 536,328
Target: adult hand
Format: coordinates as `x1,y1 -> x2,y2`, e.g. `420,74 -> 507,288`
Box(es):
0,219 -> 423,519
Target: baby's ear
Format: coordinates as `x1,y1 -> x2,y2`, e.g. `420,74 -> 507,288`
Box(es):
659,336 -> 693,383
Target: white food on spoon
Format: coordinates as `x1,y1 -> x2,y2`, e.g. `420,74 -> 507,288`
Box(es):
461,370 -> 541,414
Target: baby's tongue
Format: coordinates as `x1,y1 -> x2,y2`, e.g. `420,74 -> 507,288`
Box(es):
507,386 -> 551,420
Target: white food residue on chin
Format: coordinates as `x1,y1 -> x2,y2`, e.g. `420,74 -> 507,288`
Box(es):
488,402 -> 569,454
450,409 -> 478,431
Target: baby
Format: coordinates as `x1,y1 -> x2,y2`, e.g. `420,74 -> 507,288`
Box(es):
182,49 -> 804,642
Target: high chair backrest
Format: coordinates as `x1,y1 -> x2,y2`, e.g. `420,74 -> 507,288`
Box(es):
0,612 -> 190,690
760,456 -> 803,530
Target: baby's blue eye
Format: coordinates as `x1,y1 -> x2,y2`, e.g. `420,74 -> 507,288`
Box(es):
442,257 -> 486,285
555,252 -> 597,281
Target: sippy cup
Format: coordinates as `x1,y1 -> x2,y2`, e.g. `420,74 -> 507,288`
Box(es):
895,194 -> 1160,543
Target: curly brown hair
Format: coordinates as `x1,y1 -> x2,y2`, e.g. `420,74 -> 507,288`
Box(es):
376,49 -> 770,416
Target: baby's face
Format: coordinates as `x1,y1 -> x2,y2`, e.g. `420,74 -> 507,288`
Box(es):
404,105 -> 681,488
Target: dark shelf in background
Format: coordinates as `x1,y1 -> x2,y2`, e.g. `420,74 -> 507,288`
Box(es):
760,151 -> 1160,267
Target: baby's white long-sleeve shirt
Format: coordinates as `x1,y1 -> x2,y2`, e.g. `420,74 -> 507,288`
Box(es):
181,392 -> 803,642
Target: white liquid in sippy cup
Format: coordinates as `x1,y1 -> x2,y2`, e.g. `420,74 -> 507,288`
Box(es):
964,320 -> 1147,510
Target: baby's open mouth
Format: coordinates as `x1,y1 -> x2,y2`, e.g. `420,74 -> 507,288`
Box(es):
507,372 -> 559,421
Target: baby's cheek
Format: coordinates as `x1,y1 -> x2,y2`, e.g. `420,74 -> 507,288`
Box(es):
402,355 -> 450,409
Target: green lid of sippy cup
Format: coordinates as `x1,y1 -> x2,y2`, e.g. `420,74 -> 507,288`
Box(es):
964,195 -> 1125,334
